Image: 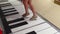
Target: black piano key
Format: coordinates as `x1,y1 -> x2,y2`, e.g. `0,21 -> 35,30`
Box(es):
8,18 -> 24,24
4,12 -> 19,16
3,10 -> 17,13
0,4 -> 11,7
10,21 -> 28,29
0,3 -> 12,7
26,31 -> 36,34
2,8 -> 15,11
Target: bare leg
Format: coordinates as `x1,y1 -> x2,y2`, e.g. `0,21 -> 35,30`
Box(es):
22,0 -> 29,17
28,0 -> 37,20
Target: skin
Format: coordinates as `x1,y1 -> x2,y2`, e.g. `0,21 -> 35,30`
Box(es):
22,0 -> 37,19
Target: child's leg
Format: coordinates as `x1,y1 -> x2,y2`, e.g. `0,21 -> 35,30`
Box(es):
28,0 -> 37,20
22,0 -> 29,17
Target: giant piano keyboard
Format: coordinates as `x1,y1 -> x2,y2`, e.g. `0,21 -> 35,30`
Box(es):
0,2 -> 59,34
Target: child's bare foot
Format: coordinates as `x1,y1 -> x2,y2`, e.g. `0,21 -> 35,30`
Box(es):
22,13 -> 29,17
30,15 -> 37,20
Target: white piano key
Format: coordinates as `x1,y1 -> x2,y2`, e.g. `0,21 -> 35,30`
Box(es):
9,0 -> 23,6
37,27 -> 57,34
0,2 -> 9,4
4,11 -> 18,15
56,33 -> 60,34
54,32 -> 60,34
31,23 -> 51,32
1,6 -> 14,10
13,23 -> 51,34
27,15 -> 45,24
6,14 -> 22,21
